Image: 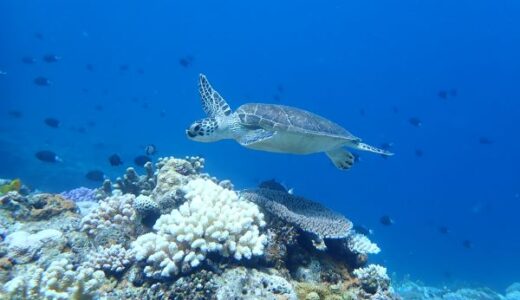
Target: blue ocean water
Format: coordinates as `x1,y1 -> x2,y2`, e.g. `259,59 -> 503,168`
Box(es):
1,0 -> 519,292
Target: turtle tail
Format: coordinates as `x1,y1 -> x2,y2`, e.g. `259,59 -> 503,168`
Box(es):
355,143 -> 394,156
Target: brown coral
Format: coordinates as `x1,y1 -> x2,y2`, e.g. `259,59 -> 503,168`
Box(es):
29,194 -> 77,220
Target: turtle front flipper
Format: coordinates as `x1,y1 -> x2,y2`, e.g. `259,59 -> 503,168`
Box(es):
326,148 -> 354,170
237,129 -> 275,146
199,74 -> 232,117
354,142 -> 394,156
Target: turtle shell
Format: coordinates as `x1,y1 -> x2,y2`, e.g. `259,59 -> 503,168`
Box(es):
236,103 -> 359,140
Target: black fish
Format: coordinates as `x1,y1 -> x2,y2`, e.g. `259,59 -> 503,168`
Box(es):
34,76 -> 51,86
179,56 -> 194,68
8,110 -> 22,118
415,149 -> 423,157
44,118 -> 60,128
462,240 -> 473,249
159,110 -> 166,118
119,64 -> 129,71
380,215 -> 394,226
359,108 -> 366,116
85,64 -> 94,71
94,105 -> 103,112
353,225 -> 373,236
392,106 -> 399,114
479,137 -> 493,145
134,155 -> 151,167
21,56 -> 36,64
408,117 -> 422,127
137,68 -> 145,75
438,226 -> 449,234
144,144 -> 157,156
438,90 -> 448,99
277,84 -> 284,93
35,150 -> 60,163
258,179 -> 287,193
108,154 -> 123,166
86,170 -> 105,182
43,54 -> 60,63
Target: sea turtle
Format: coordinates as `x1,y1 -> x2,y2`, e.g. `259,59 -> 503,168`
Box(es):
186,74 -> 393,170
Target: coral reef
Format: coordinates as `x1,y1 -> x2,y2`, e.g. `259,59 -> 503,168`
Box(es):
60,187 -> 97,202
132,178 -> 267,278
2,255 -> 108,300
0,156 -> 400,299
241,188 -> 352,250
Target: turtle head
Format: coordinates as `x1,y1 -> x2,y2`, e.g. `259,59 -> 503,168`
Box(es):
186,118 -> 222,142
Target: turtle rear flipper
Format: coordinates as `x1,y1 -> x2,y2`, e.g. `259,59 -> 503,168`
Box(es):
199,74 -> 232,117
354,142 -> 394,156
326,148 -> 354,170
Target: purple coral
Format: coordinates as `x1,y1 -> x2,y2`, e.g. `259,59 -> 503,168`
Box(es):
60,187 -> 97,202
241,189 -> 353,239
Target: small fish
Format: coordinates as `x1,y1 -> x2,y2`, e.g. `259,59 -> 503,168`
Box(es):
43,54 -> 61,63
462,240 -> 473,249
438,90 -> 448,99
258,179 -> 288,193
159,110 -> 166,118
34,76 -> 51,86
119,64 -> 129,71
0,70 -> 6,76
273,94 -> 281,102
353,225 -> 374,236
277,84 -> 284,93
392,106 -> 399,114
0,179 -> 21,194
108,154 -> 123,166
8,110 -> 22,118
438,226 -> 450,234
21,56 -> 37,64
380,215 -> 394,226
415,148 -> 423,157
479,137 -> 493,145
85,63 -> 94,71
34,32 -> 44,40
408,117 -> 422,127
179,56 -> 194,68
85,170 -> 105,182
137,68 -> 145,75
35,150 -> 61,163
134,155 -> 151,167
144,144 -> 157,156
94,104 -> 103,112
44,117 -> 60,128
87,121 -> 96,127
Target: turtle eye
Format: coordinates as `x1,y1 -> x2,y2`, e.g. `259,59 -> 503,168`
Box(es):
194,124 -> 201,131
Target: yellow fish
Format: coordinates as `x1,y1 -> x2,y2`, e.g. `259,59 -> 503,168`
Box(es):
0,179 -> 21,194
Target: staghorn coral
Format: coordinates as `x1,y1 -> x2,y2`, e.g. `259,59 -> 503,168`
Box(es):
353,264 -> 390,295
80,194 -> 137,237
132,178 -> 267,278
87,244 -> 134,274
346,233 -> 380,256
241,188 -> 352,249
2,255 -> 107,300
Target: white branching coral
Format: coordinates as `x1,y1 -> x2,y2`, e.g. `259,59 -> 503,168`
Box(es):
2,256 -> 107,300
347,233 -> 381,255
80,194 -> 136,235
87,244 -> 134,273
353,264 -> 390,294
132,178 -> 267,278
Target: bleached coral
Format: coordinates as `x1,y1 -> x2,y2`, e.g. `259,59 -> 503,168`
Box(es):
132,178 -> 267,278
347,233 -> 381,255
80,194 -> 136,236
2,256 -> 107,300
87,244 -> 134,273
353,264 -> 390,294
4,229 -> 65,263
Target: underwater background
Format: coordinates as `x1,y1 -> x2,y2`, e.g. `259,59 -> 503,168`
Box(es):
1,0 -> 519,293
